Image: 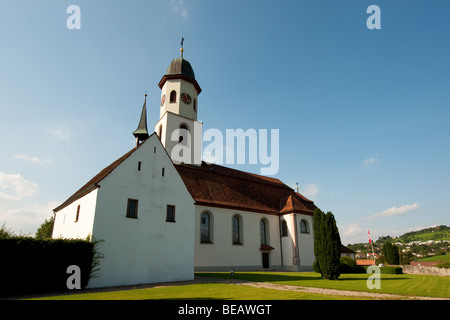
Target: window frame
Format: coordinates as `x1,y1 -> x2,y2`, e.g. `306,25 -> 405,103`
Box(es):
300,219 -> 309,234
232,215 -> 242,245
281,220 -> 288,237
75,204 -> 80,222
170,90 -> 177,103
200,212 -> 211,243
126,199 -> 139,219
260,219 -> 268,245
166,205 -> 176,223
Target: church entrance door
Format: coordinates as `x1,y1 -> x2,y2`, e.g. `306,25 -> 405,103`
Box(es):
262,252 -> 270,269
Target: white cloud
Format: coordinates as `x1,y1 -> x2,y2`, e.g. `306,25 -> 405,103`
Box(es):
45,126 -> 71,145
365,203 -> 419,220
0,172 -> 39,201
14,154 -> 52,166
0,201 -> 58,235
340,222 -> 363,237
300,183 -> 319,200
170,0 -> 188,19
362,156 -> 380,168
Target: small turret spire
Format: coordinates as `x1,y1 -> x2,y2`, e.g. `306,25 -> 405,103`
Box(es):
133,93 -> 150,146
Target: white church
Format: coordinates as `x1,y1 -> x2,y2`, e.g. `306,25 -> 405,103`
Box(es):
52,45 -> 318,289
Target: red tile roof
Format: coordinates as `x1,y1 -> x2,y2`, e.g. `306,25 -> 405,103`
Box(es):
340,244 -> 356,254
175,162 -> 317,216
356,260 -> 376,266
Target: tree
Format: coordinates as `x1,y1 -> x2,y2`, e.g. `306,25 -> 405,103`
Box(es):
382,241 -> 399,265
35,216 -> 55,240
399,251 -> 413,265
313,209 -> 341,280
0,223 -> 15,239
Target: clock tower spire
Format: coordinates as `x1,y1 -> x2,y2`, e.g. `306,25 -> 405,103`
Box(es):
155,40 -> 202,165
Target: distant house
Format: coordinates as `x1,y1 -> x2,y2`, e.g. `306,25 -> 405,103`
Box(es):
340,245 -> 355,260
367,252 -> 379,259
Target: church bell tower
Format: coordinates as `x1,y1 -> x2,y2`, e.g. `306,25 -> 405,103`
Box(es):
155,39 -> 203,165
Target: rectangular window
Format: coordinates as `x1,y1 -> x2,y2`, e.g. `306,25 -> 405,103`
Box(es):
138,161 -> 142,171
75,205 -> 80,222
162,167 -> 165,177
126,199 -> 138,219
166,205 -> 175,222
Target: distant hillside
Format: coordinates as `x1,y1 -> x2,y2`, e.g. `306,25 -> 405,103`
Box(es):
399,225 -> 450,243
347,225 -> 449,251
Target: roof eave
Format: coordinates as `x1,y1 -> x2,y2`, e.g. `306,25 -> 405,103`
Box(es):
158,74 -> 202,94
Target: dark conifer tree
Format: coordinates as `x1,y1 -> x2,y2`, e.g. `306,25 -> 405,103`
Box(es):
313,209 -> 341,280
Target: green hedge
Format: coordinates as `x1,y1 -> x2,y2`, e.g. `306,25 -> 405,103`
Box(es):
0,237 -> 95,296
363,266 -> 403,274
379,266 -> 403,274
436,262 -> 450,269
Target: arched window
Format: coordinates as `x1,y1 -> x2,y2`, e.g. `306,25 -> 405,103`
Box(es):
300,219 -> 309,233
179,124 -> 189,145
281,220 -> 288,237
193,98 -> 197,112
170,90 -> 177,103
232,215 -> 242,244
200,212 -> 211,243
260,219 -> 268,245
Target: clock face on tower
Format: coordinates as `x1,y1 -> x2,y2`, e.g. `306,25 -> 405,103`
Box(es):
161,94 -> 166,107
180,92 -> 192,105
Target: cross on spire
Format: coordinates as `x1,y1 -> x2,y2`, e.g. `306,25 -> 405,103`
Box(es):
180,36 -> 185,58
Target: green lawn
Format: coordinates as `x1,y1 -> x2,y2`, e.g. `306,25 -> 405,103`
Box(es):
27,271 -> 449,300
417,254 -> 450,263
29,283 -> 359,300
408,232 -> 450,242
198,272 -> 450,299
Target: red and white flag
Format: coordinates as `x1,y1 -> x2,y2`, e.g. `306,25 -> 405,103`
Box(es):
368,230 -> 372,244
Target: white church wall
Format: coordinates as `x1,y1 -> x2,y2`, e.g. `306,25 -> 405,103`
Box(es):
52,188 -> 98,240
86,136 -> 195,288
155,111 -> 202,165
194,206 -> 282,271
297,213 -> 315,270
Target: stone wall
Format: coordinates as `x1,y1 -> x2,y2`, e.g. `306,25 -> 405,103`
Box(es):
400,265 -> 450,277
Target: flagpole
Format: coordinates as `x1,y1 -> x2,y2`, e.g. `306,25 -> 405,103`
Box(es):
368,230 -> 376,265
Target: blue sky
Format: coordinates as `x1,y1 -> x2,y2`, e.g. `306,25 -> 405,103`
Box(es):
0,0 -> 449,245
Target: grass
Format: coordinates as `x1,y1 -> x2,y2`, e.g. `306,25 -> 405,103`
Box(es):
417,254 -> 450,262
28,282 -> 359,300
408,231 -> 450,242
198,272 -> 450,299
25,271 -> 450,300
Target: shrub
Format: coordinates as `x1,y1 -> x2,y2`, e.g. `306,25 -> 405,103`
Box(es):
0,237 -> 95,296
339,257 -> 366,274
